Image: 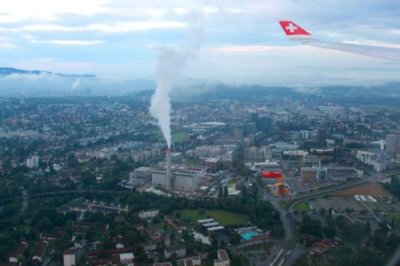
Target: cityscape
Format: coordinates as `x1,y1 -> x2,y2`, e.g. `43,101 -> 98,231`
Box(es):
0,85 -> 399,266
0,1 -> 400,266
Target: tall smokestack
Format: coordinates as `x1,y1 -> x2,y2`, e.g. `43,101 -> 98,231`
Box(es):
166,148 -> 172,189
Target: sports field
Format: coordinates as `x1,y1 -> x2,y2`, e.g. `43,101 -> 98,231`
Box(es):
151,129 -> 187,143
179,209 -> 249,226
172,131 -> 187,143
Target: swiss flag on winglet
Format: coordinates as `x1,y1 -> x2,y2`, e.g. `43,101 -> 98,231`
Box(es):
279,20 -> 311,36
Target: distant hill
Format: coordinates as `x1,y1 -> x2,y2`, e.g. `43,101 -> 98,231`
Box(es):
0,67 -> 96,78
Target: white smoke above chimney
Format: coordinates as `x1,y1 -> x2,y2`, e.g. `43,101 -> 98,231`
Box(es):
71,78 -> 80,92
150,27 -> 203,148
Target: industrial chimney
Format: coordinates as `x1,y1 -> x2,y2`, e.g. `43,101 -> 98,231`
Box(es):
166,148 -> 172,189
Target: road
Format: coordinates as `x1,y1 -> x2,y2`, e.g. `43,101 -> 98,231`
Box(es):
256,180 -> 305,266
386,245 -> 400,266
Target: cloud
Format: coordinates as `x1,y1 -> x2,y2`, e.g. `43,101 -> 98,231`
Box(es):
0,37 -> 17,48
173,8 -> 189,15
39,40 -> 103,46
342,39 -> 400,49
0,42 -> 16,48
24,35 -> 103,46
0,0 -> 107,23
0,0 -> 399,86
207,45 -> 289,54
87,21 -> 187,33
11,57 -> 99,74
0,21 -> 188,33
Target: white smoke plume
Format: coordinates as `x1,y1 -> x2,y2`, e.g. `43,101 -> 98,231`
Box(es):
71,78 -> 81,92
150,27 -> 203,148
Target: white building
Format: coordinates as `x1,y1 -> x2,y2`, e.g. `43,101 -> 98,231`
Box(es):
119,253 -> 134,265
63,249 -> 76,266
184,256 -> 201,266
26,155 -> 39,168
138,209 -> 159,219
356,150 -> 387,172
300,130 -> 310,140
214,249 -> 230,266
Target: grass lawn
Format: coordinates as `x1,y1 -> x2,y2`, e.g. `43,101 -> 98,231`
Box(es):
151,129 -> 187,143
207,210 -> 248,226
172,131 -> 187,143
180,209 -> 204,222
186,158 -> 202,165
179,209 -> 249,226
293,201 -> 310,212
386,212 -> 400,225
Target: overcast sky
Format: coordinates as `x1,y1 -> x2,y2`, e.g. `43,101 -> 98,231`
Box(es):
0,0 -> 400,86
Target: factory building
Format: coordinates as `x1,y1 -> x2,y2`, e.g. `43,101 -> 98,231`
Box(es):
152,169 -> 200,191
327,167 -> 363,182
129,166 -> 152,185
300,166 -> 362,183
300,167 -> 327,183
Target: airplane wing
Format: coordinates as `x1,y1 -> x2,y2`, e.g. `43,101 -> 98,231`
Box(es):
278,20 -> 400,62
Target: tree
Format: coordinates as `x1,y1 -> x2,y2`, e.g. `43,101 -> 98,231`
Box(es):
223,187 -> 228,198
230,233 -> 241,245
364,221 -> 371,234
299,215 -> 322,238
241,185 -> 247,198
271,225 -> 285,238
36,218 -> 54,233
218,187 -> 223,199
0,245 -> 8,262
0,204 -> 18,218
323,215 -> 336,239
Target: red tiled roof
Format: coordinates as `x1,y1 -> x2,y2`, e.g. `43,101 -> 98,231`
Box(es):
9,242 -> 28,258
86,247 -> 133,258
33,241 -> 48,259
91,257 -> 120,266
63,248 -> 76,255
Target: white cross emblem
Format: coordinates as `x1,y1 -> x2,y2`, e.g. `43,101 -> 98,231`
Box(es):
285,23 -> 298,33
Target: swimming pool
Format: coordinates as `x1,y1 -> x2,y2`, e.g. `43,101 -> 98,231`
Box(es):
241,231 -> 257,241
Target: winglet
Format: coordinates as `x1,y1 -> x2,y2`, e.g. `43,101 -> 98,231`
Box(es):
278,20 -> 312,39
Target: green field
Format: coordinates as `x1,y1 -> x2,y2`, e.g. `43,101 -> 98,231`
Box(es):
293,201 -> 310,212
386,212 -> 400,226
180,209 -> 203,221
179,209 -> 249,226
172,131 -> 187,143
151,129 -> 187,143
